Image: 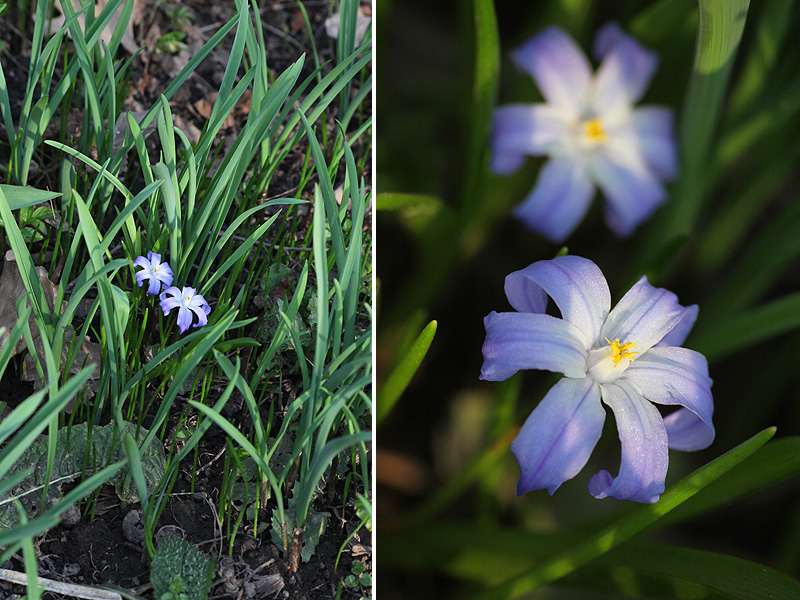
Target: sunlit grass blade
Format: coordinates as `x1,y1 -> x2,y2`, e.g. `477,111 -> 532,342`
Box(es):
468,427 -> 775,600
377,320 -> 437,426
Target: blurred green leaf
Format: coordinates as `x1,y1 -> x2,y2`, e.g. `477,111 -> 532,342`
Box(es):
377,320 -> 437,426
469,427 -> 775,599
657,437 -> 800,529
460,0 -> 499,222
631,0 -> 696,45
376,193 -> 445,233
693,292 -> 800,361
636,0 -> 751,275
726,0 -> 796,123
384,523 -> 800,600
701,191 -> 800,316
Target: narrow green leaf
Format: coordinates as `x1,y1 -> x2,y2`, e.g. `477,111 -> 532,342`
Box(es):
470,427 -> 776,600
377,320 -> 437,426
460,0 -> 499,221
0,186 -> 60,210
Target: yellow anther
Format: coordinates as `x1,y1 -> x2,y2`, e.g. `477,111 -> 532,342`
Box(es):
583,118 -> 607,142
605,337 -> 639,366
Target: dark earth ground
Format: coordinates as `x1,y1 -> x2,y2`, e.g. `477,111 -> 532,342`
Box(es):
0,0 -> 372,598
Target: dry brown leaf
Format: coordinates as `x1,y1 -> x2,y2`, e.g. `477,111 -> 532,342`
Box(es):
0,251 -> 101,404
46,0 -> 140,55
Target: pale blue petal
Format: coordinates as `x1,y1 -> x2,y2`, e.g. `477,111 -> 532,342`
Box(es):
511,377 -> 604,495
512,158 -> 596,242
147,251 -> 161,263
505,256 -> 611,349
189,298 -> 210,328
135,270 -> 148,287
624,346 -> 714,451
481,311 -> 588,380
662,409 -> 716,452
177,306 -> 193,333
631,107 -> 678,180
133,256 -> 149,269
655,304 -> 698,348
591,22 -> 658,113
588,152 -> 666,238
490,105 -> 572,175
511,27 -> 592,116
601,276 -> 694,353
589,380 -> 668,503
146,277 -> 161,295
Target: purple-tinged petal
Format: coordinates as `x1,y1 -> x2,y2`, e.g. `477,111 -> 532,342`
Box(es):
133,256 -> 149,269
662,409 -> 715,452
601,276 -> 693,353
155,264 -> 174,287
147,251 -> 161,263
511,377 -> 604,495
189,295 -> 211,328
511,27 -> 592,117
630,107 -> 678,180
481,311 -> 589,381
655,304 -> 698,348
591,22 -> 658,111
624,346 -> 714,451
146,277 -> 162,295
490,105 -> 573,175
505,256 -> 611,349
176,306 -> 193,333
512,158 -> 595,243
589,379 -> 668,503
135,270 -> 148,287
587,152 -> 666,238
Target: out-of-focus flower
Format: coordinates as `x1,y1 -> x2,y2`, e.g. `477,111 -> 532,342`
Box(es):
133,252 -> 174,295
160,286 -> 212,334
481,256 -> 713,503
491,23 -> 677,242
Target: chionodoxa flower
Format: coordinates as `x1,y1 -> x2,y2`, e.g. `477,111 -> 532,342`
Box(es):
491,23 -> 677,242
481,256 -> 713,503
133,252 -> 174,295
160,286 -> 212,334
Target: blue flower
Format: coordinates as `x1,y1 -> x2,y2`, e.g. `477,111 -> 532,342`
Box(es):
133,252 -> 174,295
159,286 -> 212,334
491,23 -> 678,242
481,256 -> 713,503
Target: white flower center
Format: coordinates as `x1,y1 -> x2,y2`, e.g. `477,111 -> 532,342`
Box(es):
587,338 -> 639,384
582,117 -> 607,143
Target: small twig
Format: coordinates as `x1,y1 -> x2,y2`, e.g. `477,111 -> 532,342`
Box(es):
262,23 -> 306,50
0,568 -> 123,600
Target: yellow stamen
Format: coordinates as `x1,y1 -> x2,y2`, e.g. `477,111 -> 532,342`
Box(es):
605,337 -> 639,366
583,118 -> 607,143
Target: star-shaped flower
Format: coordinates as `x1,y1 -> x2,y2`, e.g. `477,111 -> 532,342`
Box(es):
491,23 -> 678,242
133,252 -> 174,295
159,286 -> 212,334
481,256 -> 714,503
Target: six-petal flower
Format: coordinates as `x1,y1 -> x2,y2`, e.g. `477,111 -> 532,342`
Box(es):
481,256 -> 714,503
159,286 -> 212,334
490,23 -> 678,242
133,252 -> 174,295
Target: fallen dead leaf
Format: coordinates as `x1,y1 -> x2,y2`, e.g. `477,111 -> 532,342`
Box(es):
45,0 -> 141,55
0,250 -> 101,406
